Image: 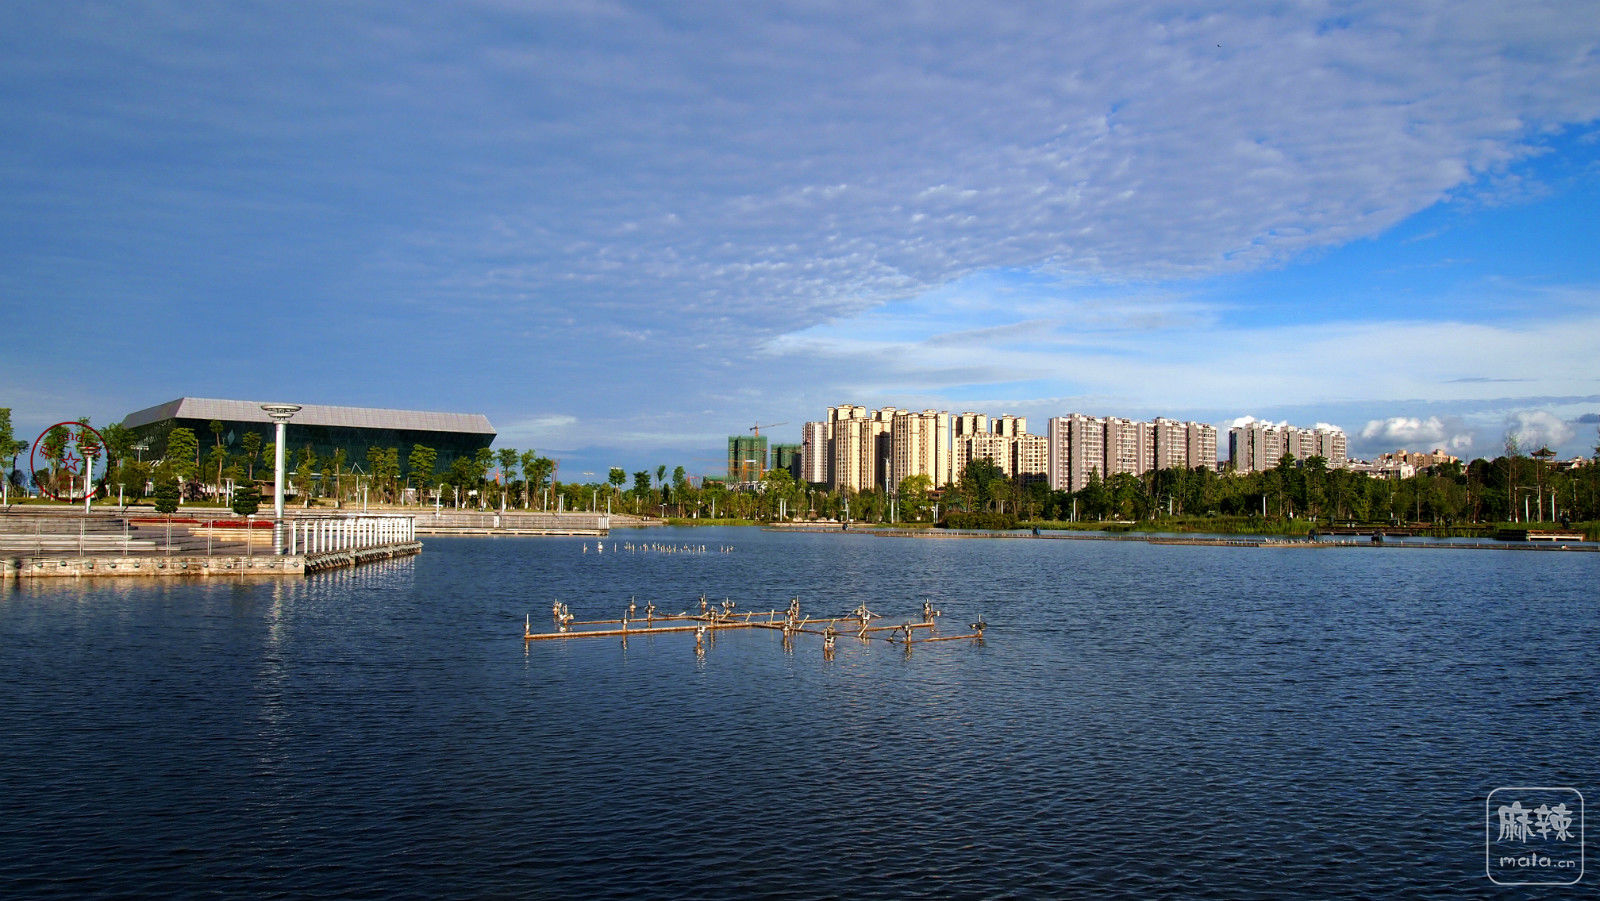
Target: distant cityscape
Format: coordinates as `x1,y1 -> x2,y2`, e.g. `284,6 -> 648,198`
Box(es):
729,404 -> 1361,491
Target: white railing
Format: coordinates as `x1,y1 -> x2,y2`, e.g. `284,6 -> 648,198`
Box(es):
288,515 -> 417,555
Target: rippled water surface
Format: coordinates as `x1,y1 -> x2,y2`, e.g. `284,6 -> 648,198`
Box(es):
2,528 -> 1595,898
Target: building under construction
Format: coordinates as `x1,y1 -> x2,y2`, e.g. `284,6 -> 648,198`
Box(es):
727,434 -> 767,485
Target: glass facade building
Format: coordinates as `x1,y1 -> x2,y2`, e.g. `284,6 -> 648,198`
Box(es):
123,398 -> 495,482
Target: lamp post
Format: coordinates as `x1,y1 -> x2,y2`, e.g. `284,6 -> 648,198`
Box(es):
261,403 -> 301,554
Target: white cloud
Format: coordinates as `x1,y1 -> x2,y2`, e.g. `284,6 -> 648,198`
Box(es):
764,280 -> 1600,415
1359,416 -> 1473,452
1506,410 -> 1576,451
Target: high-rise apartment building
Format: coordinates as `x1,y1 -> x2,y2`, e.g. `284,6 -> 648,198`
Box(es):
828,405 -> 896,492
1227,421 -> 1347,472
1314,426 -> 1347,465
1015,434 -> 1049,481
1153,418 -> 1187,470
890,409 -> 952,488
1049,413 -> 1217,492
964,433 -> 1014,476
815,404 -> 1049,491
811,403 -> 1226,495
1105,417 -> 1155,477
953,412 -> 990,437
1047,414 -> 1106,493
1187,422 -> 1218,473
1228,421 -> 1280,473
801,420 -> 831,485
950,411 -> 987,477
992,414 -> 1026,438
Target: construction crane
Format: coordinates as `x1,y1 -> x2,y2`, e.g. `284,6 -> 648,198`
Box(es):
748,421 -> 788,436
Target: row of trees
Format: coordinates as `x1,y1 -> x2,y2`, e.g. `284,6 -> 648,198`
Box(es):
617,438 -> 1600,529
854,443 -> 1600,528
5,407 -> 1596,526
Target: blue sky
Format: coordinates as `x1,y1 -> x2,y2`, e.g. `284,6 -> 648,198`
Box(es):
3,1 -> 1598,479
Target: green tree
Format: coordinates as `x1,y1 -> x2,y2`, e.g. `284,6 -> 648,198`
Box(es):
1078,469 -> 1109,520
241,431 -> 263,481
364,446 -> 401,503
608,467 -> 625,509
445,456 -> 478,503
365,445 -> 384,499
40,423 -> 71,495
383,448 -> 400,502
165,428 -> 200,485
447,447 -> 493,506
496,448 -> 519,507
0,408 -> 26,494
516,450 -> 538,508
523,455 -> 555,509
1503,431 -> 1523,522
632,470 -> 653,514
0,408 -> 19,462
656,464 -> 667,489
208,420 -> 227,497
957,458 -> 1007,512
762,466 -> 797,519
99,421 -> 135,495
117,461 -> 151,502
898,473 -> 932,521
296,445 -> 318,506
206,444 -> 229,502
409,444 -> 437,496
329,447 -> 348,503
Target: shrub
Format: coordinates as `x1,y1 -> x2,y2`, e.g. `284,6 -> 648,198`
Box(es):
938,511 -> 1019,530
153,475 -> 181,514
231,485 -> 261,516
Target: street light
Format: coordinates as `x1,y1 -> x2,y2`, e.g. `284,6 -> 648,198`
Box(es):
261,403 -> 301,554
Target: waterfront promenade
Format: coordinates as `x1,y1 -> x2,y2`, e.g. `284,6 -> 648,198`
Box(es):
0,506 -> 420,580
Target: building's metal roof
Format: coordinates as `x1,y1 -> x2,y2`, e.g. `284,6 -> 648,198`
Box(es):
123,398 -> 496,436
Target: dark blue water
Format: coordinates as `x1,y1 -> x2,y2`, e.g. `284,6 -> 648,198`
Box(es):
2,528 -> 1594,898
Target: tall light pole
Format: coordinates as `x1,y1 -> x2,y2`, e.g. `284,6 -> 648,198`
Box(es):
261,403 -> 301,554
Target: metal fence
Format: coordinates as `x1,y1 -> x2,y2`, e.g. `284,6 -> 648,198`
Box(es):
288,515 -> 417,554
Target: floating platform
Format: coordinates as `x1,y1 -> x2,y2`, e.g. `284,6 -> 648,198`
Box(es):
1494,528 -> 1587,542
524,598 -> 985,655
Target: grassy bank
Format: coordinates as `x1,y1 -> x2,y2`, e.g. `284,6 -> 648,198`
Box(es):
1018,517 -> 1599,541
1019,516 -> 1316,536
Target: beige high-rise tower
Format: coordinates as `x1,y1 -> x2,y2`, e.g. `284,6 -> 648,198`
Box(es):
890,409 -> 952,488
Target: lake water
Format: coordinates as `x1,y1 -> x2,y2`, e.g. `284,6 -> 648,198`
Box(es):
2,528 -> 1595,898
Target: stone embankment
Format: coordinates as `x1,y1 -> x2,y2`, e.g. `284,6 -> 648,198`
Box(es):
1,507 -> 421,580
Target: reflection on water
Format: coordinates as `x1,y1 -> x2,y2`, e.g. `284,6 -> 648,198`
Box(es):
0,529 -> 1595,899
